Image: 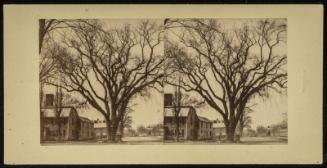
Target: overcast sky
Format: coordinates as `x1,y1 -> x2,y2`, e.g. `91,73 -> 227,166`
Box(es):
43,18 -> 287,130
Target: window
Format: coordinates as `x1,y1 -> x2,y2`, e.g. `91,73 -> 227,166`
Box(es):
45,94 -> 54,106
164,94 -> 173,106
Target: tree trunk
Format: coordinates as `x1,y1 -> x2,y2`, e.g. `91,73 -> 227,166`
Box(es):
40,84 -> 44,141
176,118 -> 179,142
104,115 -> 122,143
119,122 -> 124,142
225,118 -> 238,142
105,120 -> 112,142
39,19 -> 45,54
239,125 -> 244,138
55,117 -> 62,141
226,126 -> 236,142
111,123 -> 118,142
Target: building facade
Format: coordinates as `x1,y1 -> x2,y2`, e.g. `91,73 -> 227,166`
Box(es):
163,93 -> 214,141
41,107 -> 80,141
94,120 -> 107,139
212,119 -> 226,140
163,107 -> 199,140
41,93 -> 95,141
78,117 -> 94,140
197,117 -> 213,140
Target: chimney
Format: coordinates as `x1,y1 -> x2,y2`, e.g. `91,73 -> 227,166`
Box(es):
164,93 -> 173,107
45,94 -> 54,107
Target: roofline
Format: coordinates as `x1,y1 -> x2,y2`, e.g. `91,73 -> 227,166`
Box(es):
198,116 -> 213,123
79,116 -> 93,122
164,106 -> 215,122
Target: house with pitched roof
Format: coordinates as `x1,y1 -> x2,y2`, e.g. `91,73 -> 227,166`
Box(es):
163,93 -> 214,141
163,106 -> 198,140
41,93 -> 94,141
41,106 -> 80,141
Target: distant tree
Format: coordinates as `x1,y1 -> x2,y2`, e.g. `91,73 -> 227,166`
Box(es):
281,112 -> 288,129
238,106 -> 254,137
137,125 -> 148,135
151,123 -> 164,136
126,128 -> 137,137
270,113 -> 288,136
119,107 -> 133,139
244,128 -> 256,137
270,124 -> 281,136
256,125 -> 268,136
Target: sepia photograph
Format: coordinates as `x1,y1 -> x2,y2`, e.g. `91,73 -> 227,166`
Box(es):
4,5 -> 323,164
39,18 -> 287,145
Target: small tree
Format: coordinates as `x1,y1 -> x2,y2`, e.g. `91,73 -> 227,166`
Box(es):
238,106 -> 253,137
256,125 -> 268,136
126,128 -> 137,136
244,128 -> 256,137
172,79 -> 182,141
281,112 -> 288,129
151,123 -> 163,136
119,107 -> 133,140
137,125 -> 148,135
